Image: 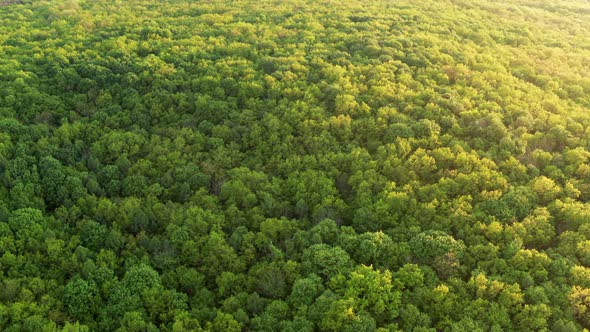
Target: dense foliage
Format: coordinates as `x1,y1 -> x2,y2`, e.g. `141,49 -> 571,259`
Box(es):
1,0 -> 590,330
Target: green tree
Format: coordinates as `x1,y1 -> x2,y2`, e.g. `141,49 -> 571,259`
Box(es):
302,244 -> 353,280
64,276 -> 98,322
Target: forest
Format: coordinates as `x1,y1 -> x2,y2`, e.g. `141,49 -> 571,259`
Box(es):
1,0 -> 590,330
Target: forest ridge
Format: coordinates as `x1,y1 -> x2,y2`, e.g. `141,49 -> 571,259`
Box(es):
1,0 -> 590,331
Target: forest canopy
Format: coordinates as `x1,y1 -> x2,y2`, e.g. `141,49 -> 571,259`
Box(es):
1,0 -> 590,331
